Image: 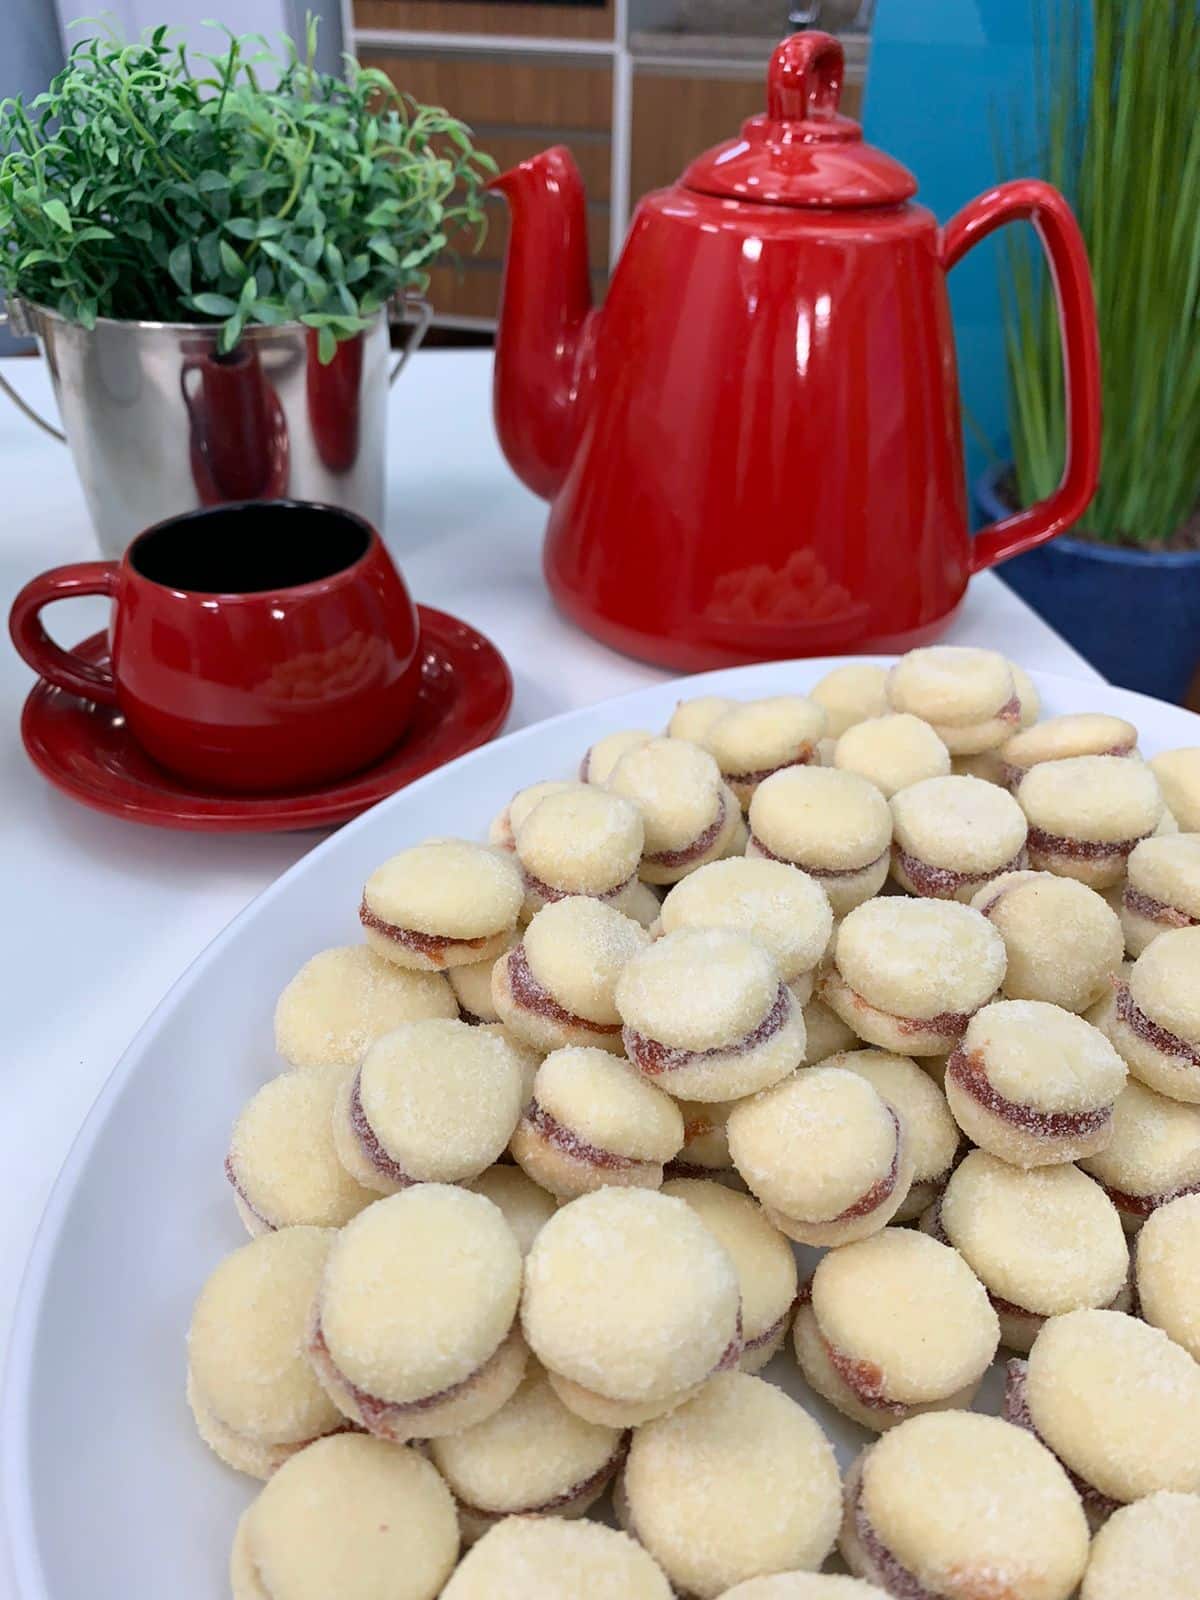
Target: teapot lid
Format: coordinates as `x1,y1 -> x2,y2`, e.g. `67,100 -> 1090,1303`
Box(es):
682,33 -> 918,209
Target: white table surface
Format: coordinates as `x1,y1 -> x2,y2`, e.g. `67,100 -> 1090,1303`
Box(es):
0,348 -> 1099,1594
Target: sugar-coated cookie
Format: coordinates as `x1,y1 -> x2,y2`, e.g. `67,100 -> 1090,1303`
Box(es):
1018,755 -> 1164,888
475,1020 -> 541,1103
727,1066 -> 913,1246
927,1151 -> 1129,1351
748,767 -> 892,916
617,927 -> 805,1101
1081,1491 -> 1200,1600
492,895 -> 649,1054
515,786 -> 645,916
333,1018 -> 526,1193
467,1165 -> 556,1255
1079,1078 -> 1200,1229
945,999 -> 1125,1167
821,898 -> 1006,1057
667,1099 -> 736,1180
621,1372 -> 841,1599
226,1068 -> 375,1235
717,1579 -> 888,1600
668,695 -> 737,745
274,944 -> 456,1069
1151,748 -> 1200,832
999,712 -> 1138,789
802,995 -> 860,1063
1121,834 -> 1200,956
520,1187 -> 742,1427
608,738 -> 740,884
440,1516 -> 672,1600
429,1366 -> 626,1543
833,714 -> 951,800
662,1179 -> 798,1372
1106,925 -> 1200,1101
448,932 -> 516,1023
580,728 -> 654,785
511,1046 -> 683,1199
886,646 -> 1020,754
1135,1192 -> 1200,1361
659,857 -> 833,994
188,1227 -> 344,1479
972,870 -> 1124,1012
489,779 -> 579,851
810,663 -> 889,739
826,1049 -> 960,1221
794,1228 -> 998,1431
840,1411 -> 1088,1600
360,840 -> 523,971
308,1185 -> 526,1441
889,774 -> 1027,901
704,696 -> 826,807
230,1435 -> 458,1600
1006,1308 -> 1200,1517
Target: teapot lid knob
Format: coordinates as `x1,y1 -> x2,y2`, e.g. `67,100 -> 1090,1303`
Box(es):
767,32 -> 844,125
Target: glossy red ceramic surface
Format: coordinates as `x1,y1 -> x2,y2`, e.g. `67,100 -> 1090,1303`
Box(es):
9,502 -> 422,791
491,32 -> 1101,672
18,607 -> 512,832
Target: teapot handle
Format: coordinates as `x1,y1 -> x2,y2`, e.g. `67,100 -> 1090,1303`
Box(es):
940,180 -> 1100,574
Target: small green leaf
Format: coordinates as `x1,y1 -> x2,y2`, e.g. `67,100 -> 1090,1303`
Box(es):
42,199 -> 72,233
187,291 -> 238,316
168,241 -> 192,293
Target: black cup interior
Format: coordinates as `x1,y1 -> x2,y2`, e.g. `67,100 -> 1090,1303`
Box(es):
130,501 -> 371,594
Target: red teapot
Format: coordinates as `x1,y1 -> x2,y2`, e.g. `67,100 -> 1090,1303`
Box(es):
491,32 -> 1100,672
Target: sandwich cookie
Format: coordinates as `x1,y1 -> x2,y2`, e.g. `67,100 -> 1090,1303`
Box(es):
658,856 -> 833,1006
886,646 -> 1020,754
972,870 -> 1124,1012
889,774 -> 1027,901
492,895 -> 649,1055
840,1411 -> 1089,1600
821,898 -> 1006,1057
580,728 -> 653,784
793,1228 -> 998,1431
466,1165 -> 557,1255
944,999 -> 1126,1167
230,1434 -> 458,1600
668,695 -> 737,745
727,1066 -> 913,1246
833,714 -> 951,800
307,1184 -> 527,1441
667,1099 -> 736,1180
810,662 -> 889,738
520,1187 -> 742,1427
333,1018 -> 526,1194
273,944 -> 456,1069
429,1366 -> 626,1543
360,840 -> 523,971
1151,747 -> 1200,831
1121,833 -> 1200,956
439,1516 -> 672,1600
703,696 -> 827,808
999,712 -> 1139,789
511,1046 -> 684,1199
1017,754 -> 1164,888
608,737 -> 741,885
447,933 -> 515,1024
620,1372 -> 841,1599
1106,925 -> 1200,1101
661,1179 -> 799,1372
827,1049 -> 960,1221
1079,1078 -> 1200,1229
926,1151 -> 1129,1352
515,786 -> 645,917
488,779 -> 578,852
188,1227 -> 346,1479
717,1580 -> 889,1600
1135,1192 -> 1200,1360
616,927 -> 806,1100
802,995 -> 859,1063
1081,1491 -> 1200,1600
747,767 -> 892,916
226,1068 -> 375,1236
1005,1308 -> 1200,1518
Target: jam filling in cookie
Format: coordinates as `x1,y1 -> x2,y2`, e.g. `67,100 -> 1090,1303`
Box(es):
946,1045 -> 1114,1139
503,944 -> 623,1037
359,900 -> 489,963
623,983 -> 791,1077
1115,981 -> 1200,1068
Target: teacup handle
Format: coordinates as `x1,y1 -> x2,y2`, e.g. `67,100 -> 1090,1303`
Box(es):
9,563 -> 120,704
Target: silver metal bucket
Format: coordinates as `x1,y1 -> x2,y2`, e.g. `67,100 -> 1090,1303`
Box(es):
0,297 -> 431,557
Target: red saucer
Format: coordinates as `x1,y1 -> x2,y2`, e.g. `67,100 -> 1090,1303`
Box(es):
20,605 -> 512,832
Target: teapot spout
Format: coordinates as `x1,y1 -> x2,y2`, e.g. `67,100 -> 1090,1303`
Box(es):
490,147 -> 593,500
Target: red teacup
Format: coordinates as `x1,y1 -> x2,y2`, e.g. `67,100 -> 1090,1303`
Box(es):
9,500 -> 421,792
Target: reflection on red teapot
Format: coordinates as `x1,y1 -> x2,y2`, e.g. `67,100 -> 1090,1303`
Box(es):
491,32 -> 1101,672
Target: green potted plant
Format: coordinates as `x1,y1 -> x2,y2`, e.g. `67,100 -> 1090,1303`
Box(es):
978,0 -> 1200,702
0,20 -> 493,555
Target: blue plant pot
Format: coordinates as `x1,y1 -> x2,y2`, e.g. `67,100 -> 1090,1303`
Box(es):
975,466 -> 1200,704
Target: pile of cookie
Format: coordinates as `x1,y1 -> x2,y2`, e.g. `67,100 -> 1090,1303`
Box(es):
188,647 -> 1200,1600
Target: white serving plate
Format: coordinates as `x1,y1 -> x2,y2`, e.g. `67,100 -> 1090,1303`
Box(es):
5,658 -> 1199,1600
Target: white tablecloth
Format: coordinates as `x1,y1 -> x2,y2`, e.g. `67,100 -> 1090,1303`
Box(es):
0,349 -> 1099,1594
